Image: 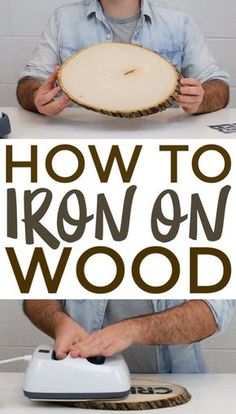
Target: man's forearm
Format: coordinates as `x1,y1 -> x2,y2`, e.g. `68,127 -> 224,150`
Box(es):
71,300 -> 218,358
16,78 -> 41,113
23,300 -> 69,338
196,80 -> 229,114
133,300 -> 217,345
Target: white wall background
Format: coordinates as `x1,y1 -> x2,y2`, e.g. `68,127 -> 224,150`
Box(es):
0,301 -> 235,373
0,0 -> 236,373
0,0 -> 236,107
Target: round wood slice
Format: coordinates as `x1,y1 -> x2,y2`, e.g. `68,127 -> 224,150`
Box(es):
58,43 -> 180,118
65,375 -> 191,410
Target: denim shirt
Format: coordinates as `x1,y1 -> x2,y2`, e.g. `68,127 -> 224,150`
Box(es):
62,299 -> 235,373
20,0 -> 230,85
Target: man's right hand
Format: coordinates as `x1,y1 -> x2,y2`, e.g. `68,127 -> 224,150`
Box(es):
54,316 -> 89,359
23,300 -> 89,360
34,67 -> 71,116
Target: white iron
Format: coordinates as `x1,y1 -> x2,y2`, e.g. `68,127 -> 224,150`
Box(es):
23,345 -> 131,401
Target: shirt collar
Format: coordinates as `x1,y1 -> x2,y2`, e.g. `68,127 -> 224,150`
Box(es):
141,0 -> 153,22
86,0 -> 153,22
86,0 -> 105,20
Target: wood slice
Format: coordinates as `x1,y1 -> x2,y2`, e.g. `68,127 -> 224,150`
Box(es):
58,43 -> 180,118
65,375 -> 191,410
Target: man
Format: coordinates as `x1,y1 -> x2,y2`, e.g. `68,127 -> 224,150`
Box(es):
17,0 -> 230,116
24,299 -> 235,373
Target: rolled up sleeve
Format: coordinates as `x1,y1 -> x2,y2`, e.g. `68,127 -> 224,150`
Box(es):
182,15 -> 230,85
203,300 -> 236,332
19,13 -> 59,82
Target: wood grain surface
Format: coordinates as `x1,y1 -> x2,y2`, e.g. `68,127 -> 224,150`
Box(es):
66,375 -> 191,410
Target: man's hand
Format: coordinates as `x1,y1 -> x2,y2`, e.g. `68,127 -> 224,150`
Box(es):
23,300 -> 89,360
69,319 -> 138,358
54,316 -> 89,359
177,78 -> 205,114
34,67 -> 70,116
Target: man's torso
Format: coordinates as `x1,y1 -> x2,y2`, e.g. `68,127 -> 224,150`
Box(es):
103,300 -> 157,373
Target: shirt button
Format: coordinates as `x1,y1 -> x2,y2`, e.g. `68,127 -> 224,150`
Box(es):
106,34 -> 111,39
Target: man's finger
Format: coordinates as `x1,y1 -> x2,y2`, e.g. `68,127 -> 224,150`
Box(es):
38,95 -> 70,116
77,347 -> 107,358
78,331 -> 101,346
79,340 -> 103,352
180,86 -> 203,96
69,345 -> 99,359
69,348 -> 81,358
41,66 -> 60,90
180,78 -> 201,86
48,95 -> 71,112
55,340 -> 69,359
56,349 -> 69,359
36,86 -> 61,106
180,103 -> 199,114
178,95 -> 200,104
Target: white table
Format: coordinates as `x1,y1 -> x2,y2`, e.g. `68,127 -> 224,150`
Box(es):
1,107 -> 236,139
1,373 -> 236,413
0,110 -> 235,411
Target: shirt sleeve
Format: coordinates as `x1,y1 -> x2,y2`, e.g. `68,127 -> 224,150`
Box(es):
19,12 -> 59,82
182,14 -> 230,85
203,300 -> 236,332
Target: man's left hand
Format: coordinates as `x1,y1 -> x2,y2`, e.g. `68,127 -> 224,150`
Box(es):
69,320 -> 137,358
178,78 -> 205,114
